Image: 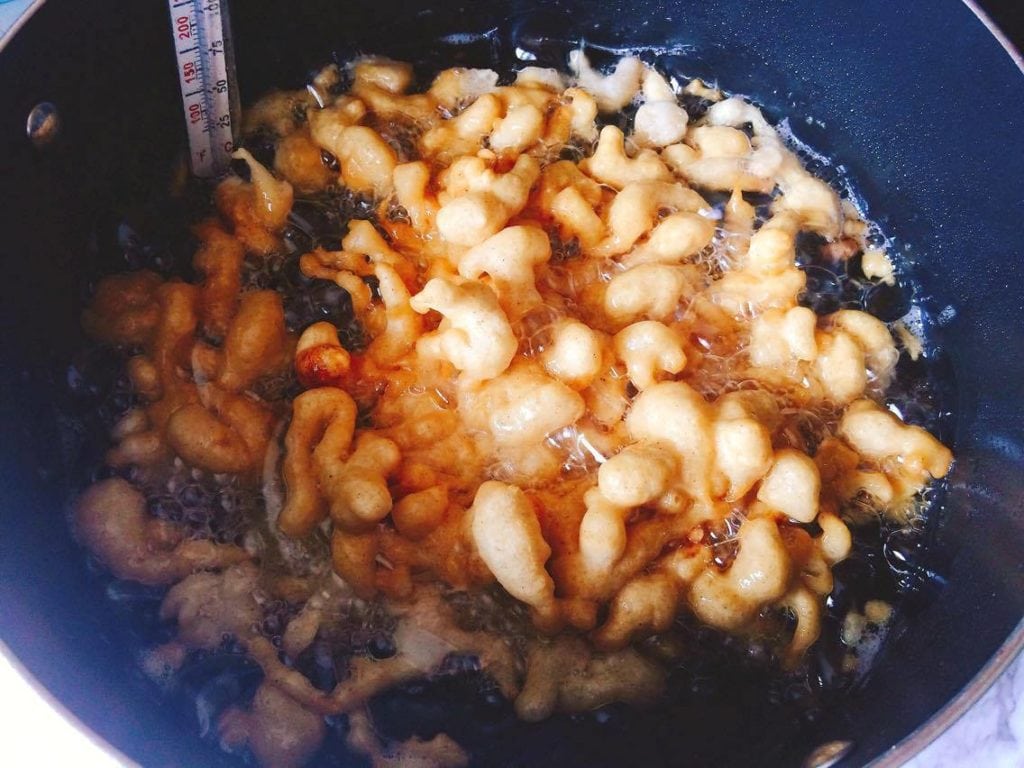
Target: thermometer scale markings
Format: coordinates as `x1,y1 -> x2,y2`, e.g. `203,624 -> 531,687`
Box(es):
168,0 -> 238,177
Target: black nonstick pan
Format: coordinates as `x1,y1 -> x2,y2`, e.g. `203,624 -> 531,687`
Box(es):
1,1 -> 1023,766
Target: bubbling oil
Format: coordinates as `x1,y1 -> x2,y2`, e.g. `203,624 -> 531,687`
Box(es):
55,39 -> 957,768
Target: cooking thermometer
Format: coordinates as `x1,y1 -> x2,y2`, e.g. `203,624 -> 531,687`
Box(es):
167,0 -> 240,177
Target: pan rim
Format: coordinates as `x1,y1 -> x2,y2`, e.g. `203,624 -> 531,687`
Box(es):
867,617 -> 1024,766
0,0 -> 44,54
0,639 -> 140,768
962,0 -> 1024,74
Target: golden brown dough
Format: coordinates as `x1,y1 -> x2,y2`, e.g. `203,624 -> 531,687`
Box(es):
280,387 -> 358,538
165,383 -> 275,474
74,478 -> 248,586
217,289 -> 291,391
81,270 -> 163,346
192,222 -> 244,341
274,129 -> 336,193
219,683 -> 327,768
71,55 -> 957,768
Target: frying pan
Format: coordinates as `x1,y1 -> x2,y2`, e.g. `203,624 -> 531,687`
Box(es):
1,0 -> 1023,766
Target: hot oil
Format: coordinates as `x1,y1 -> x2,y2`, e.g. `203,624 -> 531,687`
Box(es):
53,35 -> 956,768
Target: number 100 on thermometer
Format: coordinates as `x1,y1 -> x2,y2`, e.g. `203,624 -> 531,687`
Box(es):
169,0 -> 240,177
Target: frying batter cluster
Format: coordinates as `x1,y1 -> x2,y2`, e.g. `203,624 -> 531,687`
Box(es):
74,53 -> 952,767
